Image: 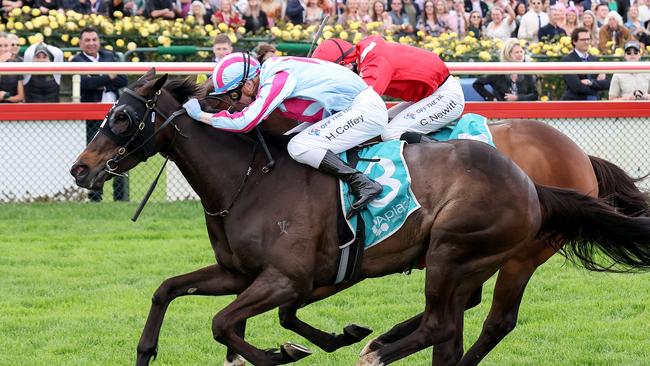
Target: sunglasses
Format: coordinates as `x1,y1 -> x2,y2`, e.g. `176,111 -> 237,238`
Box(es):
626,49 -> 640,55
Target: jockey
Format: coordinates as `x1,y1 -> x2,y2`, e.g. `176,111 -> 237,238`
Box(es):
311,36 -> 465,143
182,52 -> 388,218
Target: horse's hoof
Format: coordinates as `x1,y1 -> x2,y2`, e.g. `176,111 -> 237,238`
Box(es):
359,338 -> 384,356
224,354 -> 246,366
280,342 -> 313,361
344,324 -> 373,341
356,351 -> 384,366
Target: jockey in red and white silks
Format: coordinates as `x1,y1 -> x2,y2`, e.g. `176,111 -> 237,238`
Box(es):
183,52 -> 388,217
312,36 -> 465,142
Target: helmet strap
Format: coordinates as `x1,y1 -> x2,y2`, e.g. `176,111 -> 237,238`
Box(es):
330,40 -> 355,65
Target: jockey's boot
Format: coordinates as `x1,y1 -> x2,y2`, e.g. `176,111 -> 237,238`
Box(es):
319,150 -> 383,219
400,132 -> 435,144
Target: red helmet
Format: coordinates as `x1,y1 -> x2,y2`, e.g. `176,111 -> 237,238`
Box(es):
311,39 -> 357,65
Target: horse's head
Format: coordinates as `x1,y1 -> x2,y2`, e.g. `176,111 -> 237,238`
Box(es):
70,68 -> 198,190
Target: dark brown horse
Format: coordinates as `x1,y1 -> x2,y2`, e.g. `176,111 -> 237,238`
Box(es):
70,71 -> 650,366
203,84 -> 650,364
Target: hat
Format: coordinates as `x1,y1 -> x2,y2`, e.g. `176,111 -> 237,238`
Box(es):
624,40 -> 641,51
34,44 -> 53,60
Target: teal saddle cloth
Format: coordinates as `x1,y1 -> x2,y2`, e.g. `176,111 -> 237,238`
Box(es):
338,113 -> 495,249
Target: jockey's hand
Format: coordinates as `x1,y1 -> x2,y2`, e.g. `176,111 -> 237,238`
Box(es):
183,98 -> 204,121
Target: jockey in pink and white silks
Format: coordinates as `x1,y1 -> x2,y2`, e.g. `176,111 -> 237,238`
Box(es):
182,52 -> 388,217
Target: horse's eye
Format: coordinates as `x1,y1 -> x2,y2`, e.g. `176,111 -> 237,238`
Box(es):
109,112 -> 133,136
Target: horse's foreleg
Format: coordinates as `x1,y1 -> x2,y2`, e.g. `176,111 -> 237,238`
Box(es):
278,303 -> 372,353
457,259 -> 536,366
211,267 -> 313,366
136,264 -> 251,366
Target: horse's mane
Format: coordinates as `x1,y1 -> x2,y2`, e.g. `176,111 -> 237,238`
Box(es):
164,77 -> 202,104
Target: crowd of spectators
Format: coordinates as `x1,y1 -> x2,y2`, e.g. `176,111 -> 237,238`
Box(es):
0,0 -> 647,104
2,0 -> 650,51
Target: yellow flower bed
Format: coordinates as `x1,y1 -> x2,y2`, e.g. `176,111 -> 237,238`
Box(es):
3,7 -> 630,63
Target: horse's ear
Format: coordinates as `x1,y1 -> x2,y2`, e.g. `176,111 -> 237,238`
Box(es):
152,73 -> 168,94
137,68 -> 156,83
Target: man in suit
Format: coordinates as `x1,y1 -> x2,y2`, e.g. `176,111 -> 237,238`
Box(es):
561,27 -> 610,100
72,27 -> 129,201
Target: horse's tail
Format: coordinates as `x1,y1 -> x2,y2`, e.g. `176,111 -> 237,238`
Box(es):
535,183 -> 650,272
589,155 -> 650,217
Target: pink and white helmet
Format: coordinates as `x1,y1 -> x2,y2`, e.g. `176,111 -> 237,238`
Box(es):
212,52 -> 261,95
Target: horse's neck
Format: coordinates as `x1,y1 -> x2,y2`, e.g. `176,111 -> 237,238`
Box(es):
169,119 -> 254,211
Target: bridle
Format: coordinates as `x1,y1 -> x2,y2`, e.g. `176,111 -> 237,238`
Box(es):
101,87 -> 186,175
99,84 -> 187,221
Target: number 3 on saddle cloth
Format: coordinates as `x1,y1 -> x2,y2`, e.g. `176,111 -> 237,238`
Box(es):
333,113 -> 495,284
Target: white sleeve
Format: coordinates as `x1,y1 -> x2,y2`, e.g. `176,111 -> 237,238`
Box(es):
198,71 -> 297,133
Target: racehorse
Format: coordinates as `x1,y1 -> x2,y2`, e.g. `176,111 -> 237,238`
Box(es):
201,83 -> 650,364
70,70 -> 650,366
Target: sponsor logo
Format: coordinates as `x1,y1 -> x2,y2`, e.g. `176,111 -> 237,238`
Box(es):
370,197 -> 410,236
404,112 -> 416,120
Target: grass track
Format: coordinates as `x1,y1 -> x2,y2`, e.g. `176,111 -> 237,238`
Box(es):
1,202 -> 649,366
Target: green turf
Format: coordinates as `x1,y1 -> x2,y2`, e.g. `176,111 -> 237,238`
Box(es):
1,202 -> 649,365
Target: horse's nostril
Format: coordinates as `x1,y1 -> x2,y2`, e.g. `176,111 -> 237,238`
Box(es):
71,164 -> 89,180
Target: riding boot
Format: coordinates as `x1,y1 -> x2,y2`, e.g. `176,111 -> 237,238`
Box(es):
400,132 -> 435,144
319,150 -> 383,219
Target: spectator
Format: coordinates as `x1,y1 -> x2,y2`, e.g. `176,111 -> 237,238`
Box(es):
517,0 -> 549,40
36,0 -> 59,13
305,0 -> 324,24
464,0 -> 488,19
418,0 -> 447,35
433,0 -> 450,30
598,11 -> 633,53
473,38 -> 538,101
582,10 -> 599,45
561,27 -> 610,100
467,10 -> 484,37
2,0 -> 24,19
190,0 -> 212,24
359,0 -> 372,21
7,33 -> 20,61
371,0 -> 393,29
339,0 -> 363,24
124,0 -> 146,16
563,6 -> 578,36
625,5 -> 650,45
23,43 -> 62,103
253,42 -> 277,63
512,1 -> 527,37
212,0 -> 245,27
0,32 -> 24,103
638,0 -> 650,24
594,2 -> 608,27
285,0 -> 305,24
261,0 -> 282,25
389,0 -> 415,35
403,0 -> 421,28
243,0 -> 269,32
146,0 -> 177,18
609,40 -> 650,100
71,27 -> 129,202
212,34 -> 233,62
176,0 -> 192,17
486,4 -> 516,41
448,0 -> 467,35
59,0 -> 92,14
615,0 -> 629,22
538,5 -> 567,41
